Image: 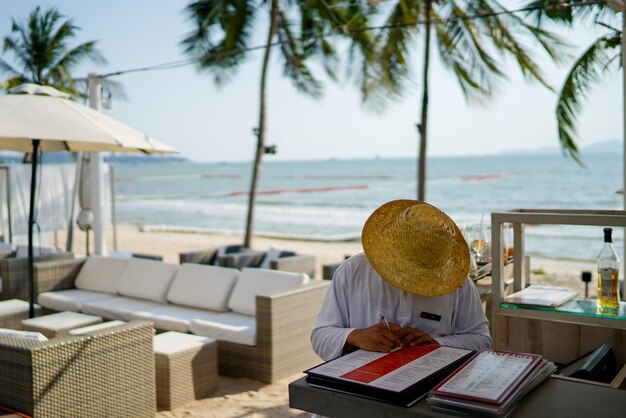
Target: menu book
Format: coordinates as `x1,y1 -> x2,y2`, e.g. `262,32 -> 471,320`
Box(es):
428,349 -> 557,417
503,284 -> 578,307
305,344 -> 474,407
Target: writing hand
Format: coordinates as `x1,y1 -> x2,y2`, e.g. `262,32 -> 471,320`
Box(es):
396,327 -> 438,347
344,322 -> 401,353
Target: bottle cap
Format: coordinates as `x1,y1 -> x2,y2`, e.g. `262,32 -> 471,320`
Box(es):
603,227 -> 613,243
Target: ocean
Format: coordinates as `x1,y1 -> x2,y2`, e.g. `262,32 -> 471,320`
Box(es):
112,153 -> 623,261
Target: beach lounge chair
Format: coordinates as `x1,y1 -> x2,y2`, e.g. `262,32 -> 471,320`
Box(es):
0,320 -> 155,417
179,244 -> 245,265
218,246 -> 316,278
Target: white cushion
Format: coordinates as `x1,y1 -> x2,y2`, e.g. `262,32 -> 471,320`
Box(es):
153,331 -> 215,355
0,328 -> 47,341
82,296 -> 164,321
0,299 -> 39,315
108,250 -> 134,259
69,320 -> 126,335
38,289 -> 116,312
227,268 -> 309,316
116,258 -> 179,302
131,305 -> 227,333
189,312 -> 257,346
74,256 -> 129,294
167,264 -> 239,311
259,246 -> 283,269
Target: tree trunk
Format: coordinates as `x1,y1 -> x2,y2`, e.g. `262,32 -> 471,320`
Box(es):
417,0 -> 432,202
244,0 -> 279,248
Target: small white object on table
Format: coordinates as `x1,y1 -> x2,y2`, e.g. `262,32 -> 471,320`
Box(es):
21,311 -> 102,338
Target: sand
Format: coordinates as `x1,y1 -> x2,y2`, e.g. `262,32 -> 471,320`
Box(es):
54,224 -> 601,417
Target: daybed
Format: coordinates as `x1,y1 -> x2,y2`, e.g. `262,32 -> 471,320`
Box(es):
34,256 -> 330,383
217,247 -> 316,278
180,245 -> 316,278
0,320 -> 155,417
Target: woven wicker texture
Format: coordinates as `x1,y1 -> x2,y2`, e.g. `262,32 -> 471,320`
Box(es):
155,336 -> 217,410
362,200 -> 470,296
0,253 -> 74,302
0,300 -> 41,330
217,281 -> 330,383
31,256 -> 330,384
0,320 -> 156,417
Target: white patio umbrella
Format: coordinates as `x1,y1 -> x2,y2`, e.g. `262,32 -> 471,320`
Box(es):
0,83 -> 178,317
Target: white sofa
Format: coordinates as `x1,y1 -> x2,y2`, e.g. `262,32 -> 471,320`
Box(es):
35,256 -> 330,382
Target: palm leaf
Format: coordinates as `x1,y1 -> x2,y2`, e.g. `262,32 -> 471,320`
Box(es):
181,0 -> 256,85
276,9 -> 322,97
556,32 -> 621,162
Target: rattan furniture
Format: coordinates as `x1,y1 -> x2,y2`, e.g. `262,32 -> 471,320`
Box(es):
21,311 -> 102,338
0,299 -> 41,329
153,331 -> 217,410
33,257 -> 331,383
218,249 -> 316,277
179,244 -> 245,265
0,320 -> 156,417
0,251 -> 73,301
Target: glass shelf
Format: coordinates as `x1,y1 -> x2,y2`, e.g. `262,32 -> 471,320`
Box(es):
500,298 -> 626,320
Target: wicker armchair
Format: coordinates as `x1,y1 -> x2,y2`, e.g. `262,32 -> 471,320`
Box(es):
218,249 -> 316,278
0,251 -> 74,301
0,320 -> 156,417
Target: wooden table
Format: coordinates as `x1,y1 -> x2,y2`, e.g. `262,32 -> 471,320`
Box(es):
289,376 -> 626,417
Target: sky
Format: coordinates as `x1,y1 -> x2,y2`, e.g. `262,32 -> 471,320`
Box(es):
0,0 -> 622,163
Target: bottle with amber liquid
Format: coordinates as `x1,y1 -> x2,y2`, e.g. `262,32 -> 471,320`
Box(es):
597,227 -> 620,312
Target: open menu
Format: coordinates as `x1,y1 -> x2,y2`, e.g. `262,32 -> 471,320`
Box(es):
504,284 -> 578,307
428,349 -> 557,417
305,344 -> 474,406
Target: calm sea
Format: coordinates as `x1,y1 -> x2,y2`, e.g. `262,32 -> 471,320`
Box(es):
112,153 -> 623,261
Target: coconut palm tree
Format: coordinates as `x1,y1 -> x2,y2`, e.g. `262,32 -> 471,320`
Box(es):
362,0 -> 567,201
0,6 -> 110,99
525,0 -> 622,162
182,0 -> 373,248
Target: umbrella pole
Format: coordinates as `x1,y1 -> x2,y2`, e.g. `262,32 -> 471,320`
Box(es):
28,139 -> 40,318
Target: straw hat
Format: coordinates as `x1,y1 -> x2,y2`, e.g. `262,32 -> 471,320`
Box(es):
362,200 -> 470,297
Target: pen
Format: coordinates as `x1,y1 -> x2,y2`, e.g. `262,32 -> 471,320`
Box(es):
380,312 -> 392,333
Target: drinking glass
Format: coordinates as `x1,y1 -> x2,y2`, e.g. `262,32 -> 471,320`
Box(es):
503,223 -> 514,260
468,224 -> 490,264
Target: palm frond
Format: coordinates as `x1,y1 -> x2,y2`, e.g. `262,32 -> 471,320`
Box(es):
181,0 -> 257,85
359,0 -> 418,109
2,6 -> 108,93
434,1 -> 503,105
276,9 -> 322,97
556,32 -> 621,163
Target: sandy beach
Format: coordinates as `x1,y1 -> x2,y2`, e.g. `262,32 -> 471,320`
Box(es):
55,224 -> 601,417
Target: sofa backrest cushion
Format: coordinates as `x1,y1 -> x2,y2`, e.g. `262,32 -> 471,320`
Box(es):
117,258 -> 179,302
75,256 -> 129,294
227,268 -> 309,316
167,264 -> 239,311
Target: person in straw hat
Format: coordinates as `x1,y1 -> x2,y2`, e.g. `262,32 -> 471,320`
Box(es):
311,200 -> 491,361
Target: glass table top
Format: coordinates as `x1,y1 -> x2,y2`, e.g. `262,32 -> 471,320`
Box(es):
501,298 -> 626,320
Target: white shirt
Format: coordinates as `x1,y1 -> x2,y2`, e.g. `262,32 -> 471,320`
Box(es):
311,253 -> 491,361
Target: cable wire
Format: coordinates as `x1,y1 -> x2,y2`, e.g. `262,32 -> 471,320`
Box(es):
101,0 -> 606,79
